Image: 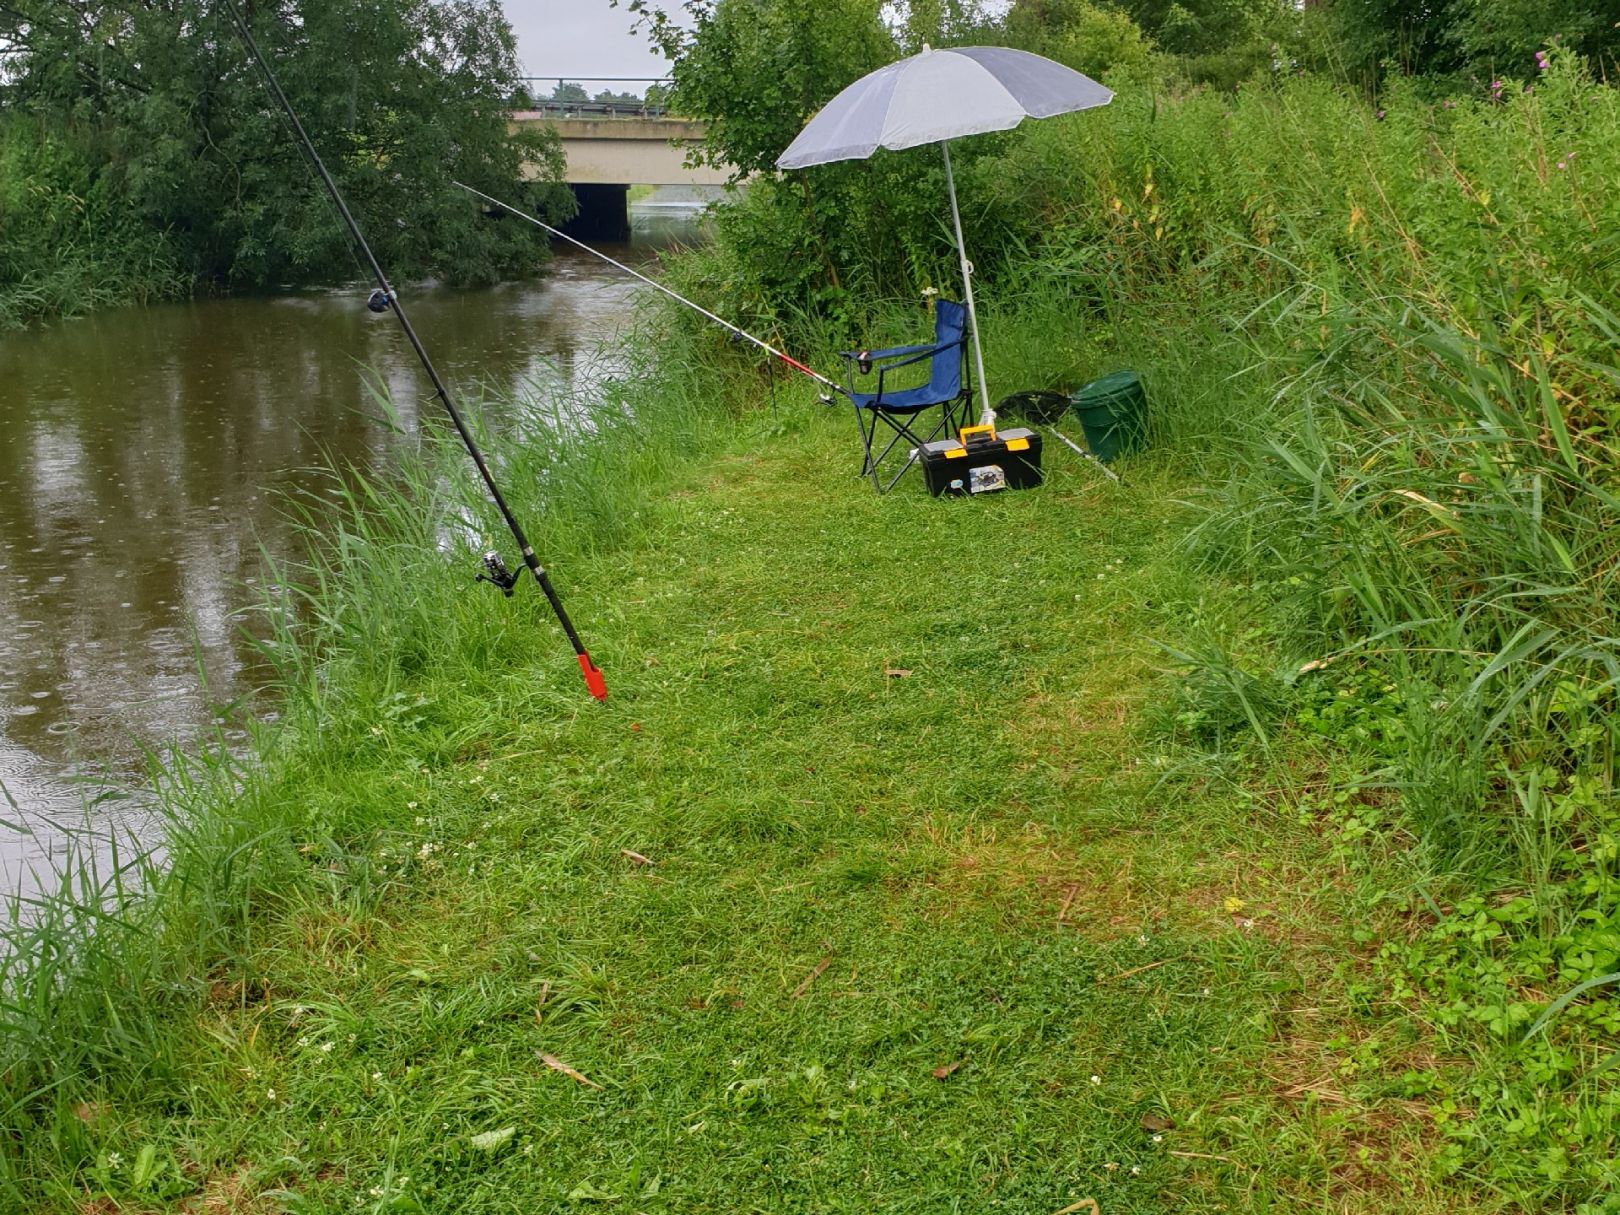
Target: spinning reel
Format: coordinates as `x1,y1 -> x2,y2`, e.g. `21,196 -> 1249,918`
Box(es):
475,550 -> 519,596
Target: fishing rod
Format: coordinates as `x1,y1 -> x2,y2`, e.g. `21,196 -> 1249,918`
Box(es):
1045,424 -> 1119,482
454,181 -> 845,403
223,0 -> 606,702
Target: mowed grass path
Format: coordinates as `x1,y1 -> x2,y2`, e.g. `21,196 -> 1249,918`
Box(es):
67,407 -> 1466,1213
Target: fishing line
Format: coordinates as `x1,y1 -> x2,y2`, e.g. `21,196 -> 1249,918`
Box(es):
223,0 -> 606,701
454,181 -> 845,402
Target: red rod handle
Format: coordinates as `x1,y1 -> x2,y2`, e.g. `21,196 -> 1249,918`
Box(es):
578,653 -> 608,701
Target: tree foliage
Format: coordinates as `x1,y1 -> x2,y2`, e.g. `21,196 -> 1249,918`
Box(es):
1003,0 -> 1156,80
0,0 -> 573,311
1300,0 -> 1620,86
624,0 -> 896,178
1103,0 -> 1284,56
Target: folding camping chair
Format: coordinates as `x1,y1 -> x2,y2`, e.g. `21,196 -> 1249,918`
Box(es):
838,299 -> 972,493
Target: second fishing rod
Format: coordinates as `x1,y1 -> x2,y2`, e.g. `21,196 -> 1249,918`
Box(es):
224,0 -> 606,702
456,181 -> 847,403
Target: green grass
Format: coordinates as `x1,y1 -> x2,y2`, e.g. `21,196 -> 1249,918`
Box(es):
1,344 -> 1494,1211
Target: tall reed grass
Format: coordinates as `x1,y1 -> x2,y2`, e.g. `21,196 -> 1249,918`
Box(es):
968,46 -> 1620,1196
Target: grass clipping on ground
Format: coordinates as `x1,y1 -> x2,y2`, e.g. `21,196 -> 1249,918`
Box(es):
57,409 -> 1456,1214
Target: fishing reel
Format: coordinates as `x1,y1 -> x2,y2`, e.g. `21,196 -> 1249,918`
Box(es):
475,550 -> 519,597
367,289 -> 393,314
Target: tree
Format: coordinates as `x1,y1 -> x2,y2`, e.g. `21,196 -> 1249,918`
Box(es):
621,0 -> 896,177
1456,0 -> 1620,74
0,0 -> 574,292
550,80 -> 590,102
1298,0 -> 1470,83
1100,0 -> 1287,57
619,0 -> 1064,320
1003,0 -> 1155,80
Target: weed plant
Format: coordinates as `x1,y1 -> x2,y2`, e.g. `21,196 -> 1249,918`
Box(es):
0,117 -> 190,329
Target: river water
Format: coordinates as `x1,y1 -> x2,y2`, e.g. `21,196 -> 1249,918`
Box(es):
0,203 -> 702,892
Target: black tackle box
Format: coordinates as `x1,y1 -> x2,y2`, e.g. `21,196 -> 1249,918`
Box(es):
920,424 -> 1043,497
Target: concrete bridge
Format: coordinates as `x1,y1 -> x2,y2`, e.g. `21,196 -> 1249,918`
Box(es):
510,111 -> 730,239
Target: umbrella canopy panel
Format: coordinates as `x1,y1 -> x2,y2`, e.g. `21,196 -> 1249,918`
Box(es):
777,46 -> 1113,169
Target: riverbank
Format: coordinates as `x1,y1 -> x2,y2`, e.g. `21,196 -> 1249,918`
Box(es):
0,302 -> 1544,1212
9,59 -> 1620,1212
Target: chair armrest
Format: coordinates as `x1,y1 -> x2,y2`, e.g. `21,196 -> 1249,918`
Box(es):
877,336 -> 965,373
839,341 -> 935,363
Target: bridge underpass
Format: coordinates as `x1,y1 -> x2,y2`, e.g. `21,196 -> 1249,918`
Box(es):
510,113 -> 732,240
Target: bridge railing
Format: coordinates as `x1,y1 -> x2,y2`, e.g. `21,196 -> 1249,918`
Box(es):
516,77 -> 676,120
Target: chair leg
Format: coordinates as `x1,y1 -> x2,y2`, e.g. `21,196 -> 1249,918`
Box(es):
854,401 -> 878,478
869,415 -> 931,494
853,395 -> 974,495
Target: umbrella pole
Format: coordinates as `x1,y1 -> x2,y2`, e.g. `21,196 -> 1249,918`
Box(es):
941,140 -> 993,428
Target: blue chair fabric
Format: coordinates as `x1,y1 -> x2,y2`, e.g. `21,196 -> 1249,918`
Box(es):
838,300 -> 972,493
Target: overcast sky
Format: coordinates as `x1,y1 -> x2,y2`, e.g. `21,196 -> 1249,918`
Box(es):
503,2 -> 678,83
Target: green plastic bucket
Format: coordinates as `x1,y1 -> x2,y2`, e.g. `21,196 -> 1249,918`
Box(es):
1070,371 -> 1147,462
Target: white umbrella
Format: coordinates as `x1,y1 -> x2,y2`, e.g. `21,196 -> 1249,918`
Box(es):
777,46 -> 1112,426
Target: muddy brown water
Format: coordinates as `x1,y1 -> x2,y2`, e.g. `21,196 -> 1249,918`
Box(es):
0,206 -> 703,892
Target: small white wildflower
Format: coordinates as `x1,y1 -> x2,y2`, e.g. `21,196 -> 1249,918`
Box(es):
267,1088 -> 276,1100
320,1041 -> 334,1054
1090,1074 -> 1101,1086
297,1036 -> 309,1047
372,1071 -> 383,1081
407,801 -> 418,810
370,726 -> 383,736
1131,1165 -> 1141,1175
369,1187 -> 384,1197
106,1152 -> 122,1168
1104,1161 -> 1118,1171
1153,1134 -> 1163,1143
347,1033 -> 356,1043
